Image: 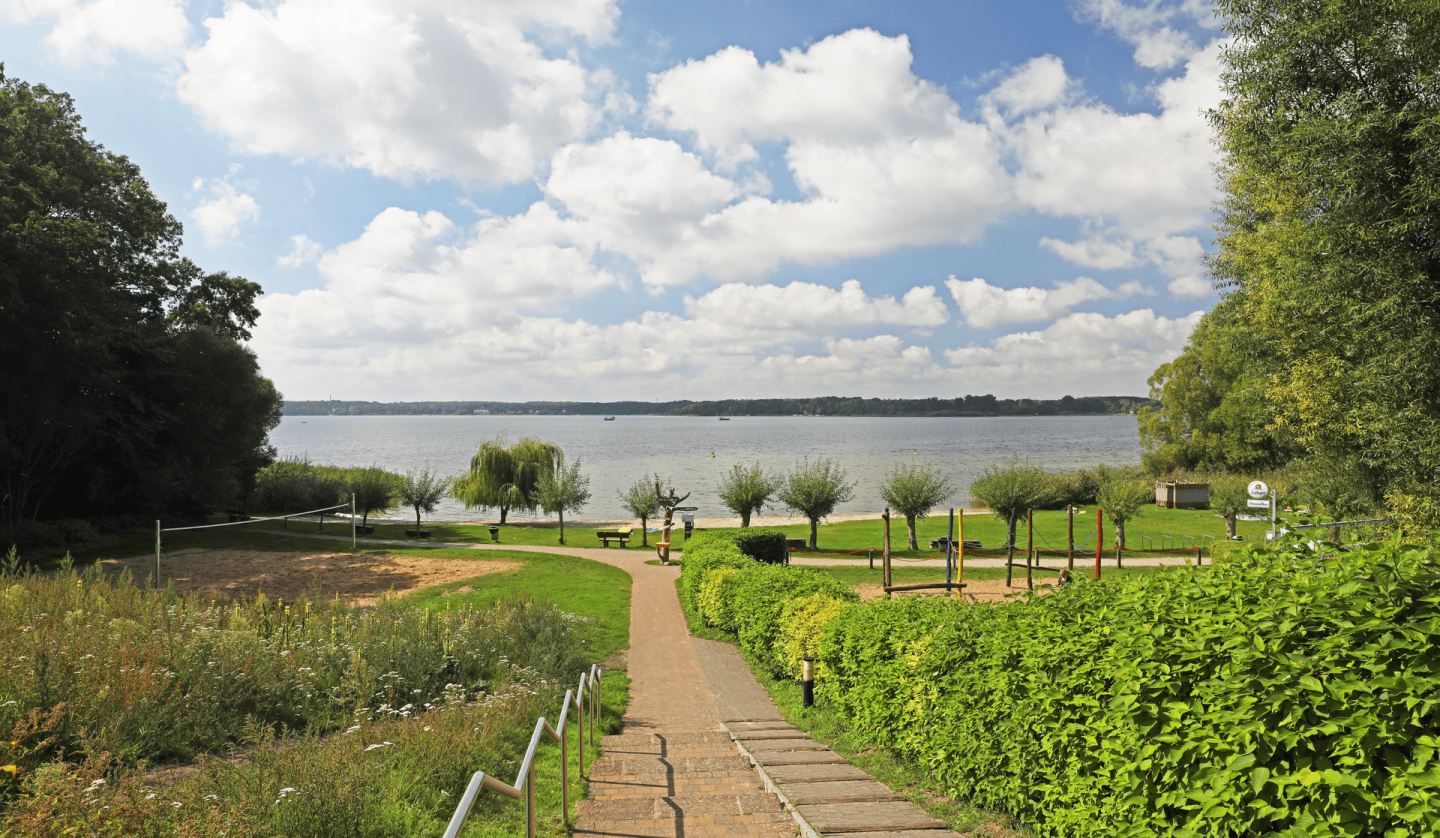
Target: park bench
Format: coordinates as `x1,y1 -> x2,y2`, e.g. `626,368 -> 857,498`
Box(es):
930,537 -> 982,551
596,527 -> 633,547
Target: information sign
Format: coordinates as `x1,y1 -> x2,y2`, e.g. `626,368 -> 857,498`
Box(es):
1247,498 -> 1270,508
673,506 -> 698,511
1248,480 -> 1270,500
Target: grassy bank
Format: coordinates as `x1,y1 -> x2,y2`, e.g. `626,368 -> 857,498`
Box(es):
0,540 -> 634,838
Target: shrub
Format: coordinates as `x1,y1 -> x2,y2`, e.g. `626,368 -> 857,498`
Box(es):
819,527 -> 1440,836
678,531 -> 753,608
774,592 -> 851,681
722,564 -> 856,678
696,567 -> 745,631
732,529 -> 788,564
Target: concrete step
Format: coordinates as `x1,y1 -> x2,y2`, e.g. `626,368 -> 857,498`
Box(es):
752,749 -> 849,766
735,729 -> 813,740
764,764 -> 872,785
728,721 -> 799,732
797,801 -> 947,834
781,780 -> 900,805
743,737 -> 827,752
826,832 -> 961,838
576,792 -> 785,821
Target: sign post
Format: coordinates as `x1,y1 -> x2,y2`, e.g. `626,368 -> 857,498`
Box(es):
1248,481 -> 1276,539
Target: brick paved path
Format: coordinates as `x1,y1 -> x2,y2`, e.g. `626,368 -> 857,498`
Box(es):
315,536 -> 973,836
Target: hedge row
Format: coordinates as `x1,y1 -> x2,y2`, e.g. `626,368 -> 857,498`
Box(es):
682,527 -> 1440,837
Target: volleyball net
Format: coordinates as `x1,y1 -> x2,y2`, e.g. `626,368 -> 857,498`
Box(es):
147,500 -> 355,587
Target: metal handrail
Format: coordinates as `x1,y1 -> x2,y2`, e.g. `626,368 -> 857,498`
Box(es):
443,664 -> 602,838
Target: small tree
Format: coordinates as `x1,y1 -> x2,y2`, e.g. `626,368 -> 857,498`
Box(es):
778,457 -> 856,550
343,465 -> 401,529
398,467 -> 453,535
1096,473 -> 1152,550
969,456 -> 1048,549
880,461 -> 956,550
717,462 -> 783,527
620,474 -> 668,547
452,434 -> 563,524
536,460 -> 591,545
1208,475 -> 1251,540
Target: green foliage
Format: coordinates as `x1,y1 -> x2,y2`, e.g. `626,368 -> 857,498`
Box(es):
619,474 -> 666,546
1137,301 -> 1294,476
778,457 -> 857,550
0,562 -> 593,771
253,456 -> 342,515
822,527 -> 1440,836
968,456 -> 1048,546
716,462 -> 784,527
452,435 -> 563,524
535,459 -> 591,545
692,527 -> 791,566
1209,0 -> 1440,515
342,465 -> 403,528
397,467 -> 452,532
0,72 -> 279,528
677,530 -> 755,608
1095,470 -> 1152,548
880,461 -> 956,550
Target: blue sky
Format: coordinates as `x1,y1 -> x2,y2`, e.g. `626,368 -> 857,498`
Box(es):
2,0 -> 1226,402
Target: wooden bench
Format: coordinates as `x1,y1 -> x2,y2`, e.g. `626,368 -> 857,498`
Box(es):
930,538 -> 982,550
596,527 -> 633,547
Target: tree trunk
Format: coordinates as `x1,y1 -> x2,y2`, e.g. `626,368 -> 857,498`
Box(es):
1115,520 -> 1126,551
1225,512 -> 1237,539
741,510 -> 752,528
362,510 -> 369,528
499,505 -> 508,525
906,515 -> 918,551
640,515 -> 648,547
415,507 -> 421,532
809,518 -> 818,550
558,509 -> 565,545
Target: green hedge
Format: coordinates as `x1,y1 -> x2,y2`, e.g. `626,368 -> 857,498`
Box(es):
685,522 -> 1440,837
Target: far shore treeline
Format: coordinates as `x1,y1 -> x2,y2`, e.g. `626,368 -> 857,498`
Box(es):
283,394 -> 1155,418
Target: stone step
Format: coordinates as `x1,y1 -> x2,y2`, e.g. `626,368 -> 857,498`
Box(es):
827,832 -> 961,838
796,801 -> 947,834
743,737 -> 827,752
728,721 -> 798,732
575,811 -> 795,837
764,764 -> 872,784
589,755 -> 754,776
735,729 -> 812,740
782,780 -> 900,805
576,792 -> 785,821
752,749 -> 850,766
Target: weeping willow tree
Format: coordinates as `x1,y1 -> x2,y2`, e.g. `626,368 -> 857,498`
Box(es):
452,435 -> 564,524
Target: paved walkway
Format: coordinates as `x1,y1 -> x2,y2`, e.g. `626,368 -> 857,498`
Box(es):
351,538 -> 966,838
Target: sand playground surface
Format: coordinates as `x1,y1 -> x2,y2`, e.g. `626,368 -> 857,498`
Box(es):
102,550 -> 520,605
854,577 -> 1057,602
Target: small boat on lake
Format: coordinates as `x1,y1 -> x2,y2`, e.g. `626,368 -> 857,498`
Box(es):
603,416 -> 615,421
718,416 -> 730,420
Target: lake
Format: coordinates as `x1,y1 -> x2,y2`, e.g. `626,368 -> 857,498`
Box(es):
269,414 -> 1144,522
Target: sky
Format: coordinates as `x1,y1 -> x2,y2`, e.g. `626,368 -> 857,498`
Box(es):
2,0 -> 1228,402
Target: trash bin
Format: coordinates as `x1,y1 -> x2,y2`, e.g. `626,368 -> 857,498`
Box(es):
681,513 -> 695,540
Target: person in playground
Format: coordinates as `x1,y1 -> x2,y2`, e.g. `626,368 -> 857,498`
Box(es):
1058,569 -> 1074,587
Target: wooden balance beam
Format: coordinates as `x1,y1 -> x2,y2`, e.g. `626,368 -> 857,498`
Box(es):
883,581 -> 967,593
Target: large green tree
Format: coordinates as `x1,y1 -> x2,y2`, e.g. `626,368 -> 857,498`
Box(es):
1137,301 -> 1295,475
716,462 -> 783,528
778,457 -> 856,550
879,461 -> 955,550
452,434 -> 563,523
1209,0 -> 1440,518
0,70 -> 279,529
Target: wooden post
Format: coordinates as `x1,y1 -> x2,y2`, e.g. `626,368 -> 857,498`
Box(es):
351,493 -> 357,552
946,508 -> 955,593
1026,509 -> 1034,591
957,510 -> 965,586
1005,508 -> 1016,587
1095,509 -> 1103,580
882,509 -> 892,589
154,520 -> 162,590
1067,505 -> 1075,571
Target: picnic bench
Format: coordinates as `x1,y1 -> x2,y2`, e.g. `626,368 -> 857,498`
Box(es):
596,527 -> 633,547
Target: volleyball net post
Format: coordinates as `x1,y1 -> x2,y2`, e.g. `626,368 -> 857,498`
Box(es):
153,502 -> 351,589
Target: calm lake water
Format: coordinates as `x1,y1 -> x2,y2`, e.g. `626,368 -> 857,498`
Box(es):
269,414 -> 1143,522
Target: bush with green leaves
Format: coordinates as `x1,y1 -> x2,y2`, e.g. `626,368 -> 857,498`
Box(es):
820,526 -> 1440,837
779,457 -> 856,550
717,462 -> 784,527
969,456 -> 1048,547
879,461 -> 955,550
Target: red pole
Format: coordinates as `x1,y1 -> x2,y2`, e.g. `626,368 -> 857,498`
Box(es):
1095,509 -> 1104,580
1026,509 -> 1034,591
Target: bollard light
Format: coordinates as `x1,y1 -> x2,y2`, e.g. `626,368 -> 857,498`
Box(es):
802,657 -> 815,708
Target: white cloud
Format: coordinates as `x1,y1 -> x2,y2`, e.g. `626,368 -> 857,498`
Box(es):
4,0 -> 191,65
945,276 -> 1150,328
685,280 -> 949,337
277,234 -> 323,267
943,308 -> 1203,393
177,0 -> 617,184
993,42 -> 1222,241
1077,0 -> 1215,70
190,177 -> 261,245
1040,233 -> 1213,299
985,55 -> 1071,114
1039,236 -> 1141,270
